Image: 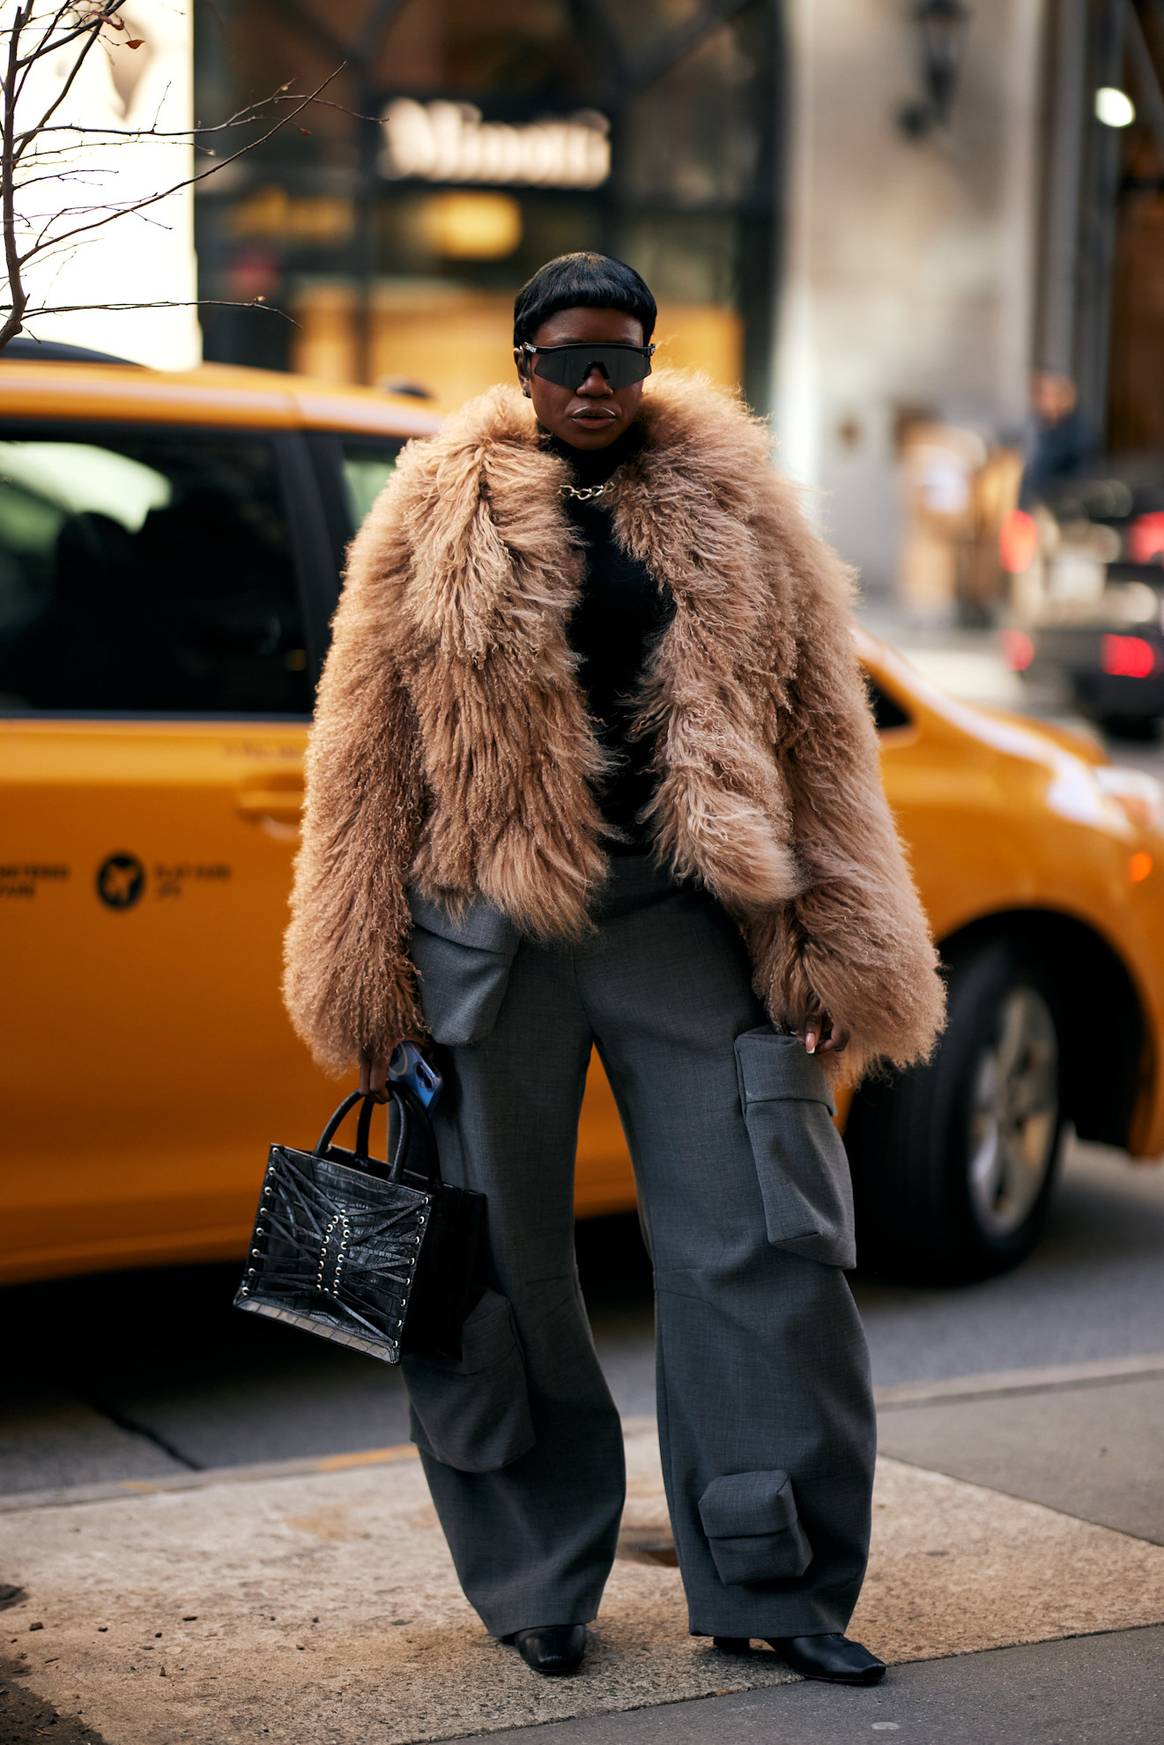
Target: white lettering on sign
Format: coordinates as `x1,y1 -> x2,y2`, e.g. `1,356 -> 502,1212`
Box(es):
379,99 -> 611,190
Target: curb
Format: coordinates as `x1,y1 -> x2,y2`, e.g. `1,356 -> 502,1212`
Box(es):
4,1355 -> 1162,1515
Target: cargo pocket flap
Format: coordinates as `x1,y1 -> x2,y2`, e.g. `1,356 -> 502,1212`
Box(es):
733,1026 -> 836,1116
401,1287 -> 534,1473
406,888 -> 522,1046
733,1024 -> 855,1268
698,1469 -> 798,1538
698,1468 -> 813,1585
406,886 -> 521,958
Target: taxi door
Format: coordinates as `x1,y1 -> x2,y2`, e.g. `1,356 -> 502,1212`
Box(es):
0,419 -> 341,1281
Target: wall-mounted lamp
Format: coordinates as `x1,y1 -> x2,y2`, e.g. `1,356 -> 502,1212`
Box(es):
897,0 -> 971,140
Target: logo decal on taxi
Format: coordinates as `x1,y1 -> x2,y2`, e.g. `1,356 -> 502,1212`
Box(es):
96,853 -> 146,910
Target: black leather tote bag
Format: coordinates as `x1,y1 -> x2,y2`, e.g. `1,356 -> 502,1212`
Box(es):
233,1086 -> 487,1364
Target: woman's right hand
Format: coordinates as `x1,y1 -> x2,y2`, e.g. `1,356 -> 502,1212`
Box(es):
359,1046 -> 393,1103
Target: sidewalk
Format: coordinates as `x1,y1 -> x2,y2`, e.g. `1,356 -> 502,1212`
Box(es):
3,1359 -> 1163,1745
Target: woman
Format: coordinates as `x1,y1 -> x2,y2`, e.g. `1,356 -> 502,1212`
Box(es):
283,253 -> 947,1685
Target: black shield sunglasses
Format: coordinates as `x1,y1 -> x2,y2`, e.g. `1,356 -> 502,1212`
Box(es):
520,339 -> 656,392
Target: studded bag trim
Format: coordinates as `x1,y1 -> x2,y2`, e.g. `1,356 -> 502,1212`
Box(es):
233,1087 -> 486,1365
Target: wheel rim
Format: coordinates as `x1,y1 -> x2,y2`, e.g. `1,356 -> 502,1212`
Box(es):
966,984 -> 1060,1238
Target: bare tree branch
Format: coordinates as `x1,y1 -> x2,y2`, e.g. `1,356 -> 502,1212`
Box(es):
17,65 -> 344,264
9,2 -> 72,110
1,5 -> 28,347
0,0 -> 353,351
15,1 -> 127,74
12,1 -> 121,171
20,190 -> 171,223
26,2 -> 86,71
13,163 -> 113,191
23,85 -> 379,144
23,199 -> 173,267
6,295 -> 297,323
8,134 -> 195,161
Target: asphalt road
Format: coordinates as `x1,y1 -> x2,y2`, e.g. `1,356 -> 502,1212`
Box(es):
433,1629 -> 1164,1745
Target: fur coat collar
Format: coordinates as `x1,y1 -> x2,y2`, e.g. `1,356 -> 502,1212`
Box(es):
283,368 -> 947,1092
398,369 -> 807,924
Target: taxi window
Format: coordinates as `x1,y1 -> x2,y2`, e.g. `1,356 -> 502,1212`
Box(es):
340,441 -> 401,527
0,430 -> 310,716
866,675 -> 912,732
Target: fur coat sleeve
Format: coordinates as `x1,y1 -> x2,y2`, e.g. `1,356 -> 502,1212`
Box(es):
281,461 -> 432,1077
754,473 -> 949,1088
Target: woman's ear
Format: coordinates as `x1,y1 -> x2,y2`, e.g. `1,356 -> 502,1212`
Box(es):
513,347 -> 530,395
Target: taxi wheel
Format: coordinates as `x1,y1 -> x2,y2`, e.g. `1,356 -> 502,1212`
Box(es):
847,941 -> 1066,1283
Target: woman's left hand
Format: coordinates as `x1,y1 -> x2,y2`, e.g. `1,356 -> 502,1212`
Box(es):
796,1011 -> 850,1055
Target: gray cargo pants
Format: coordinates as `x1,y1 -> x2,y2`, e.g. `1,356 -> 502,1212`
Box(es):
399,849 -> 876,1641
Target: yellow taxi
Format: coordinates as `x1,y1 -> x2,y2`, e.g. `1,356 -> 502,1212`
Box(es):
2,346 -> 1162,1289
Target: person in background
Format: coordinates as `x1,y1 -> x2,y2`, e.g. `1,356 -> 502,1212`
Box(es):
1019,369 -> 1102,509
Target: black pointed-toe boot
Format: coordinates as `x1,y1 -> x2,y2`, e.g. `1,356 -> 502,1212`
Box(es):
503,1624 -> 588,1676
714,1632 -> 886,1685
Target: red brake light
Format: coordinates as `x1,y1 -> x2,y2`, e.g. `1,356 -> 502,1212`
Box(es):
1101,633 -> 1161,679
1128,512 -> 1164,566
1000,508 -> 1038,574
1000,628 -> 1034,671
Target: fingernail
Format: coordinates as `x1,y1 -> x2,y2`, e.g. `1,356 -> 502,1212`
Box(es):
805,1031 -> 816,1052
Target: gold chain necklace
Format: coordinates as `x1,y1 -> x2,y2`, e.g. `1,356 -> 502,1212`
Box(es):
559,479 -> 614,501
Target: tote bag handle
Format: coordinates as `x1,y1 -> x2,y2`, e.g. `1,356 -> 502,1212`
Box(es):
315,1087 -> 440,1191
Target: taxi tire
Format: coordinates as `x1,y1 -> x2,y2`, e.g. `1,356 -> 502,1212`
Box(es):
846,940 -> 1067,1284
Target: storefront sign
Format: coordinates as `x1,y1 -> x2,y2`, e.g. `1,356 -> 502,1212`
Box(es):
379,98 -> 610,190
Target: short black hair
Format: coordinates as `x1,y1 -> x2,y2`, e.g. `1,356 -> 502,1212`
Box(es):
513,252 -> 657,349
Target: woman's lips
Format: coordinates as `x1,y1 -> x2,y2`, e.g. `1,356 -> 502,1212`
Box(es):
570,409 -> 618,422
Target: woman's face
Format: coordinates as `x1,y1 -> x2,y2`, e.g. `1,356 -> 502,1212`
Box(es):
514,304 -> 647,450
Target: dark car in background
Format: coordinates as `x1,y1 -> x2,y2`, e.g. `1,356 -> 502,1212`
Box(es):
1000,458 -> 1164,735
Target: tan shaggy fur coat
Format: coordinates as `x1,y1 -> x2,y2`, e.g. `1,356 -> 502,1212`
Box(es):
282,367 -> 948,1094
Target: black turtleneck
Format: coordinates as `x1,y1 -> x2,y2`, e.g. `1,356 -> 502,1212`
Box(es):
539,421 -> 677,854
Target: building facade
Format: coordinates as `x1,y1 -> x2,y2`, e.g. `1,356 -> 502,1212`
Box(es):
189,1 -> 1162,597
194,0 -> 785,413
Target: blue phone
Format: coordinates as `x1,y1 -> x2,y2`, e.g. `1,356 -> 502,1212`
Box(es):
388,1038 -> 444,1111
